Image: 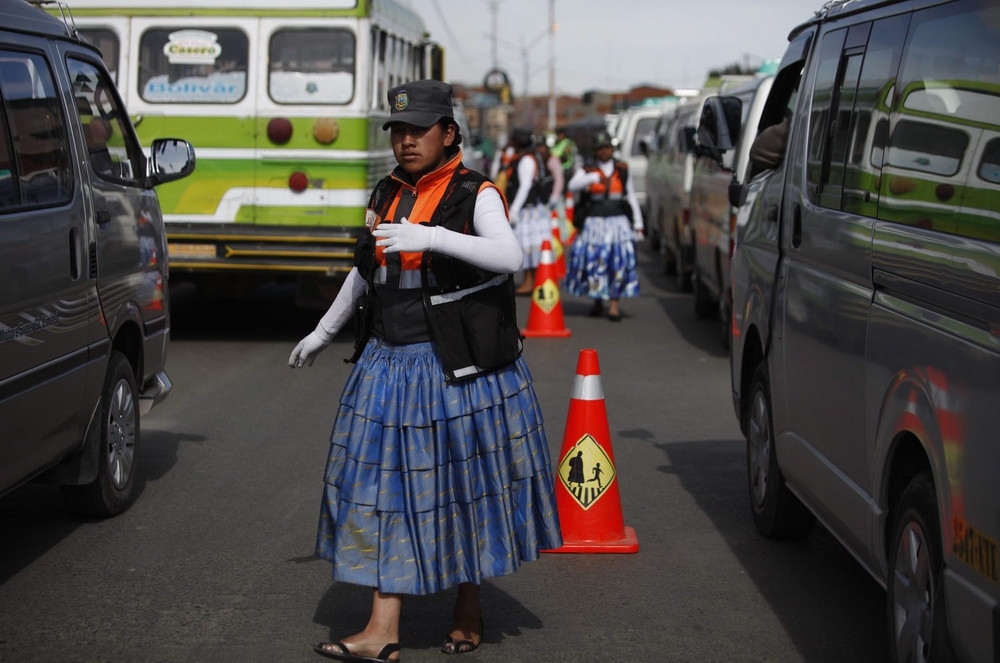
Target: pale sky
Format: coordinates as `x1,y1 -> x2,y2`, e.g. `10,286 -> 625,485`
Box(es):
423,0 -> 822,96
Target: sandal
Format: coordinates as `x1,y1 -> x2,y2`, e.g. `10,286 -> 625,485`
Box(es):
313,641 -> 401,662
441,618 -> 484,655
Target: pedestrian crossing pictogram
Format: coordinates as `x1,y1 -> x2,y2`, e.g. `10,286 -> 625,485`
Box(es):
532,278 -> 561,314
556,433 -> 616,510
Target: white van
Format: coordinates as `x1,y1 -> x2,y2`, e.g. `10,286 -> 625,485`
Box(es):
704,0 -> 1000,660
689,75 -> 774,347
611,103 -> 663,224
0,0 -> 194,516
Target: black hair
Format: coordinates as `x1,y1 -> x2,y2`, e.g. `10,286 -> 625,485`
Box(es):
437,118 -> 463,147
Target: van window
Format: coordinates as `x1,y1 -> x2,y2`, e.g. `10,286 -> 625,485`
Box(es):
630,116 -> 657,156
880,0 -> 1000,239
0,52 -> 72,210
138,27 -> 249,103
269,28 -> 355,105
841,14 -> 909,216
78,28 -> 120,84
67,58 -> 143,184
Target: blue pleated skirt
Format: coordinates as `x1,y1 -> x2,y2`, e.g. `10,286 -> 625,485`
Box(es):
316,338 -> 563,595
564,214 -> 640,300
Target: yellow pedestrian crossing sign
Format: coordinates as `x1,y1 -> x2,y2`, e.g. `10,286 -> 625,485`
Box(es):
532,279 -> 561,314
556,433 -> 616,510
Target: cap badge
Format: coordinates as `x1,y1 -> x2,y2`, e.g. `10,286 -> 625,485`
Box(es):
394,91 -> 409,111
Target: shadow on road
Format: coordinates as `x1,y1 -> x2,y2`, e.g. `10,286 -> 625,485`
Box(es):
655,438 -> 888,662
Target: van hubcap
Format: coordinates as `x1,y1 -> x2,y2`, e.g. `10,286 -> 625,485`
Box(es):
106,378 -> 137,489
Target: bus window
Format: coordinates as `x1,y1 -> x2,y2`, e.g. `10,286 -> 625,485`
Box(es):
269,28 -> 355,105
138,28 -> 248,104
978,137 -> 1000,185
77,29 -> 120,84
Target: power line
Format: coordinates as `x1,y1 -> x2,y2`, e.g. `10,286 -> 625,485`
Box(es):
429,0 -> 468,61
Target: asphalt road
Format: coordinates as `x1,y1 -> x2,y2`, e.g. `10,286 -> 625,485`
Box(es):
0,244 -> 888,662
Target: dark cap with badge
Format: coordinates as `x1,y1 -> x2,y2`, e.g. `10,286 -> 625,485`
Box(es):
594,131 -> 614,148
383,79 -> 455,130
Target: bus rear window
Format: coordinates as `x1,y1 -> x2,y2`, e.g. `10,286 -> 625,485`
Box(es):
139,28 -> 248,104
269,29 -> 355,104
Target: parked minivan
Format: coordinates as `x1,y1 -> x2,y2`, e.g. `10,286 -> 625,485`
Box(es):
644,96 -> 704,290
700,0 -> 999,660
0,0 -> 194,516
612,103 -> 663,226
689,75 -> 773,348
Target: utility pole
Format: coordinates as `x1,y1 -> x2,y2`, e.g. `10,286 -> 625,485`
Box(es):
547,0 -> 556,132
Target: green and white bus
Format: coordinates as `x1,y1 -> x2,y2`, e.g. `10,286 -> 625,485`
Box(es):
57,0 -> 444,301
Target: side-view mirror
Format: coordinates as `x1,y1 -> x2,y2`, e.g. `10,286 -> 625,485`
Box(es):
697,95 -> 742,161
147,138 -> 196,187
728,177 -> 747,208
638,137 -> 650,157
680,126 -> 697,154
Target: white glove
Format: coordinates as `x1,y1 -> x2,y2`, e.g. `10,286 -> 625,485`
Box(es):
372,216 -> 437,253
288,328 -> 333,368
586,172 -> 602,184
509,207 -> 521,226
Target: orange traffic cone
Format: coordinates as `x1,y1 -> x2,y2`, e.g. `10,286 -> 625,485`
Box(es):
521,239 -> 571,338
542,349 -> 639,553
550,209 -> 567,280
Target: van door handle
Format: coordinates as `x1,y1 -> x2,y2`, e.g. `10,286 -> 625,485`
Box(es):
95,208 -> 111,226
791,204 -> 802,248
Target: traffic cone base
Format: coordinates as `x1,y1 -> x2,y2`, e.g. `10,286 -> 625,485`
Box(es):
541,349 -> 638,554
522,239 -> 571,337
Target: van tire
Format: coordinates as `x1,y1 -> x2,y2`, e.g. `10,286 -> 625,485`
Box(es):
886,473 -> 955,663
745,363 -> 815,539
61,352 -> 140,517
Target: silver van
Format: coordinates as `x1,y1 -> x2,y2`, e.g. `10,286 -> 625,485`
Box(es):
703,0 -> 1000,660
0,0 -> 194,516
690,75 -> 773,348
644,97 -> 704,290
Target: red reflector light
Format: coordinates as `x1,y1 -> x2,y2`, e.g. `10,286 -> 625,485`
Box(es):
289,171 -> 308,192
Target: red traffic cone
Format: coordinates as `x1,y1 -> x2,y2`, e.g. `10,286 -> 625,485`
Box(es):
521,239 -> 571,338
550,209 -> 567,280
542,349 -> 638,553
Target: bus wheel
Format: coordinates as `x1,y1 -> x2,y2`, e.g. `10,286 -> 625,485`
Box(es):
745,363 -> 815,539
886,472 -> 954,663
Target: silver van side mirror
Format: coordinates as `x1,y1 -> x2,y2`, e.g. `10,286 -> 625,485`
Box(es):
697,95 -> 742,160
147,138 -> 195,187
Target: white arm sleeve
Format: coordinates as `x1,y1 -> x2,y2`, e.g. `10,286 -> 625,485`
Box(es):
508,155 -> 537,216
315,267 -> 366,339
624,166 -> 644,227
429,186 -> 524,273
567,167 -> 594,192
547,155 -> 564,201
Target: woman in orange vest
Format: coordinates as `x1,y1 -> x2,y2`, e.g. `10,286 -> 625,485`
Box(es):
564,131 -> 644,321
289,80 -> 561,663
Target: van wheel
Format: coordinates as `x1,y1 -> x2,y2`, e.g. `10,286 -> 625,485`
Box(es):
886,473 -> 953,663
745,363 -> 815,539
61,352 -> 140,517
